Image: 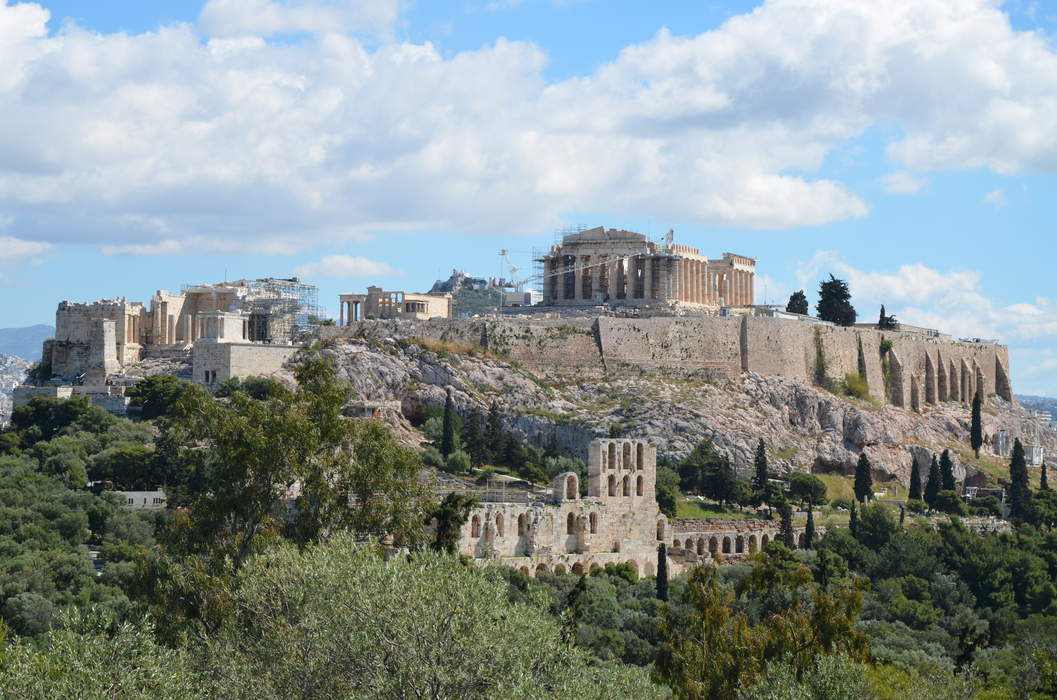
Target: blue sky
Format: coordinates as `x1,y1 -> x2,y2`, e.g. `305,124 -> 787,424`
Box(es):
2,0 -> 1057,393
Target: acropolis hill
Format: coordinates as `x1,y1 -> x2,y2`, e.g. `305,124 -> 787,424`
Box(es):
15,225 -> 1044,490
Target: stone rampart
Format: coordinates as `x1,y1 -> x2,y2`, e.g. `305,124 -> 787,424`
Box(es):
192,342 -> 300,385
322,315 -> 1014,406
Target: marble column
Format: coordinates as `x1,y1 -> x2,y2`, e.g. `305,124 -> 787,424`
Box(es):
574,257 -> 584,302
643,257 -> 653,300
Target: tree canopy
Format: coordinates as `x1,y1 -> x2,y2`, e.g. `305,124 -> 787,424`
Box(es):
816,275 -> 857,327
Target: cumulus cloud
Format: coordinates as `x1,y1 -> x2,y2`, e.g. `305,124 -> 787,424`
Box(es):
984,188 -> 1008,207
293,254 -> 401,278
0,0 -> 1055,255
879,171 -> 926,195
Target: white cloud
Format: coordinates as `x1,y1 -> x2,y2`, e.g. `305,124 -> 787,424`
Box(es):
0,235 -> 55,283
879,171 -> 926,195
0,0 -> 1055,256
293,254 -> 401,278
984,188 -> 1008,207
198,0 -> 402,37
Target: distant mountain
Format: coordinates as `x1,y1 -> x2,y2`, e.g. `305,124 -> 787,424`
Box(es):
1016,394 -> 1057,416
0,324 -> 53,361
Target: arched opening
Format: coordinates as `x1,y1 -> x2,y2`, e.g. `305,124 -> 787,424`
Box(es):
798,532 -> 806,549
696,538 -> 705,555
636,443 -> 644,469
589,563 -> 601,572
761,534 -> 770,548
673,539 -> 682,550
566,512 -> 576,535
536,563 -> 548,575
645,561 -> 655,576
566,475 -> 577,500
722,536 -> 732,554
572,562 -> 584,576
736,535 -> 744,554
623,442 -> 632,469
608,443 -> 616,470
709,537 -> 718,555
622,476 -> 631,496
555,564 -> 567,575
636,475 -> 644,497
748,535 -> 758,553
495,514 -> 504,537
589,512 -> 598,534
519,566 -> 530,576
471,515 -> 481,538
517,513 -> 527,536
608,475 -> 617,497
656,520 -> 665,541
625,560 -> 639,576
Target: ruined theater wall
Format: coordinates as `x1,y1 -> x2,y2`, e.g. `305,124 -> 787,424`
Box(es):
596,317 -> 742,377
192,343 -> 299,384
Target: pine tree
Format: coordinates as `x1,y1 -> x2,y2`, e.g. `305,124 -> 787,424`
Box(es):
940,449 -> 956,492
971,391 -> 983,458
656,544 -> 669,602
924,455 -> 942,509
786,290 -> 809,315
1009,438 -> 1032,523
877,305 -> 898,330
854,452 -> 873,503
441,388 -> 455,457
816,275 -> 857,327
1042,463 -> 1050,492
908,459 -> 923,501
849,500 -> 858,537
804,504 -> 815,549
779,500 -> 795,548
752,439 -> 769,498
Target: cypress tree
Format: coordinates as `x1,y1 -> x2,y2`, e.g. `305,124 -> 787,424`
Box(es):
1009,438 -> 1032,523
854,452 -> 873,503
1042,463 -> 1050,492
899,503 -> 906,528
924,455 -> 942,509
441,388 -> 455,457
849,500 -> 858,537
940,449 -> 956,492
656,544 -> 669,602
484,401 -> 503,464
908,459 -> 923,501
804,504 -> 815,549
779,500 -> 795,548
752,439 -> 769,497
971,390 -> 983,458
461,407 -> 484,466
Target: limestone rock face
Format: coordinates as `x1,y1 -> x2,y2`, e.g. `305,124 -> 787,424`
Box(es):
0,354 -> 32,421
291,339 -> 1056,487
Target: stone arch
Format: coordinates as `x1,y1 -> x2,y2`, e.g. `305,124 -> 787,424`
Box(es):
735,535 -> 745,554
748,535 -> 758,553
673,539 -> 682,550
518,513 -> 528,536
589,512 -> 598,534
566,512 -> 576,535
925,353 -> 937,404
937,355 -> 948,401
589,563 -> 601,572
708,537 -> 718,555
572,562 -> 585,576
636,475 -> 644,497
608,442 -> 616,470
471,515 -> 481,538
566,474 -> 578,500
625,560 -> 639,576
722,536 -> 732,554
761,534 -> 770,548
697,538 -> 706,555
996,357 -> 1012,401
644,561 -> 655,576
519,566 -> 530,576
636,442 -> 644,469
495,513 -> 504,537
554,564 -> 567,575
656,519 -> 666,541
622,442 -> 632,469
608,475 -> 617,497
622,475 -> 631,497
536,563 -> 548,575
798,531 -> 806,549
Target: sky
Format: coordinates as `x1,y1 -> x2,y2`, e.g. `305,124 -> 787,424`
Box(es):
1,0 -> 1057,392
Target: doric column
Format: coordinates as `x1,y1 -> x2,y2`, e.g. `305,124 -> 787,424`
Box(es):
697,262 -> 705,304
609,258 -> 620,300
747,271 -> 755,306
573,257 -> 584,302
643,257 -> 653,300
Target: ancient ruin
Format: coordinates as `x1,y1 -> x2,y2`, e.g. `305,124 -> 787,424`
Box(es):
457,438 -> 813,576
538,227 -> 756,308
338,286 -> 452,324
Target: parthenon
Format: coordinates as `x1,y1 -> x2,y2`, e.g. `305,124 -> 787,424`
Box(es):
539,227 -> 756,308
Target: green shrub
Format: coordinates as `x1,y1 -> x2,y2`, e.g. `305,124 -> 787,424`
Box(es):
843,373 -> 870,400
905,499 -> 927,514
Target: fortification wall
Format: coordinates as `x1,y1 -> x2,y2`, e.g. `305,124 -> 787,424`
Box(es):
192,342 -> 299,384
323,315 -> 1014,406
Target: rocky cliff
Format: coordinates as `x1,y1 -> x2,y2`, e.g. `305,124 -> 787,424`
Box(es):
0,355 -> 32,422
294,337 -> 1054,488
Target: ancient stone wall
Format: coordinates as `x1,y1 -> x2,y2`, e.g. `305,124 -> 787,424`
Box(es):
192,342 -> 299,385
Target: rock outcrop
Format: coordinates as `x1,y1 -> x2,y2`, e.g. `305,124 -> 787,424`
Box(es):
290,338 -> 1055,487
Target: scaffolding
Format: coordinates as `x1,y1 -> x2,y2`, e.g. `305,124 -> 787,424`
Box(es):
245,277 -> 321,344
